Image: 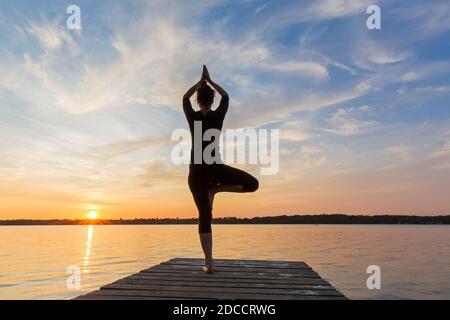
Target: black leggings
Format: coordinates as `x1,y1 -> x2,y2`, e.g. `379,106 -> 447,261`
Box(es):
188,164 -> 259,234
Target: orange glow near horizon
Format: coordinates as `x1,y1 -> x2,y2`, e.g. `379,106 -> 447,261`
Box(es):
1,170 -> 450,220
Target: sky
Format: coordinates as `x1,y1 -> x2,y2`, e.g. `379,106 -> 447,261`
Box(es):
0,0 -> 450,220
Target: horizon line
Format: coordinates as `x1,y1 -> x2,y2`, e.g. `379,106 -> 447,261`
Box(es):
1,214 -> 449,226
2,213 -> 450,221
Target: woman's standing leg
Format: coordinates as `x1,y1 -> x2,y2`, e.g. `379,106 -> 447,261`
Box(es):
188,166 -> 215,273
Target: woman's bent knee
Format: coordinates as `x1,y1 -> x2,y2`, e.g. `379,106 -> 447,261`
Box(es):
244,176 -> 259,193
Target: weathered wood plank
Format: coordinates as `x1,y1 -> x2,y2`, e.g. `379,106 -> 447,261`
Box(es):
171,258 -> 309,268
101,283 -> 343,297
140,269 -> 322,280
112,278 -> 334,290
81,288 -> 346,300
162,262 -> 313,272
166,259 -> 312,270
161,262 -> 315,273
124,274 -> 330,285
74,291 -> 211,300
147,264 -> 319,276
74,293 -> 191,300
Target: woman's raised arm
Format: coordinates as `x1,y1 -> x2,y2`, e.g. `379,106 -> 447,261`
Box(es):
183,79 -> 203,100
183,79 -> 203,119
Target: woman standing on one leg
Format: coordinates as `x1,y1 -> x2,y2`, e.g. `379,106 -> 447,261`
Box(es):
183,66 -> 259,274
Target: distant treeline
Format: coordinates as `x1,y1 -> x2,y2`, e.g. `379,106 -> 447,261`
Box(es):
1,214 -> 449,226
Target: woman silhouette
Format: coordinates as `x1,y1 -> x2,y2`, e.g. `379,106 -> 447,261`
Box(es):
183,66 -> 259,273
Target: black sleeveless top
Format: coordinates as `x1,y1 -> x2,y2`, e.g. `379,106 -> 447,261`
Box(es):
183,96 -> 229,165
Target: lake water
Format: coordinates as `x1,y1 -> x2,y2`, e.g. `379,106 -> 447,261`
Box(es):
0,225 -> 449,300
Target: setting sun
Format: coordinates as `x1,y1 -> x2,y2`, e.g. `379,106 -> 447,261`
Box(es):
87,211 -> 97,220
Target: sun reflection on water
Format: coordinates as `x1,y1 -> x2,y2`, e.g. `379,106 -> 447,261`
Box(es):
82,225 -> 94,274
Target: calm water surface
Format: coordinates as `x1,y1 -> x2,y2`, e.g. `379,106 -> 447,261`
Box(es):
0,225 -> 449,300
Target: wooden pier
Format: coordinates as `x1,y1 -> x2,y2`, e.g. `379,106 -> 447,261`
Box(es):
74,258 -> 347,300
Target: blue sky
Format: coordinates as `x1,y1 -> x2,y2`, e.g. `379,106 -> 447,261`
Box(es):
1,0 -> 450,218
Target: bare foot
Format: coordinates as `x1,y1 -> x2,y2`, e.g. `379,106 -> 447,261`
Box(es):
202,265 -> 214,274
203,260 -> 215,274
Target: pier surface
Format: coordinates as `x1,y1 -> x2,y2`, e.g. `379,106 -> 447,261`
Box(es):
74,258 -> 347,300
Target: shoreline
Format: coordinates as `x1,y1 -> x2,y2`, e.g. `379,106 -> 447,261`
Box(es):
1,214 -> 449,226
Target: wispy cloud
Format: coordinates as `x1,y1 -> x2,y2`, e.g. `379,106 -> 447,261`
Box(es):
397,0 -> 450,36
325,105 -> 379,136
280,120 -> 311,142
400,72 -> 420,82
353,41 -> 409,70
136,160 -> 186,188
383,145 -> 415,164
258,0 -> 377,30
26,18 -> 79,53
270,61 -> 330,80
88,138 -> 172,160
302,0 -> 376,21
429,141 -> 450,160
